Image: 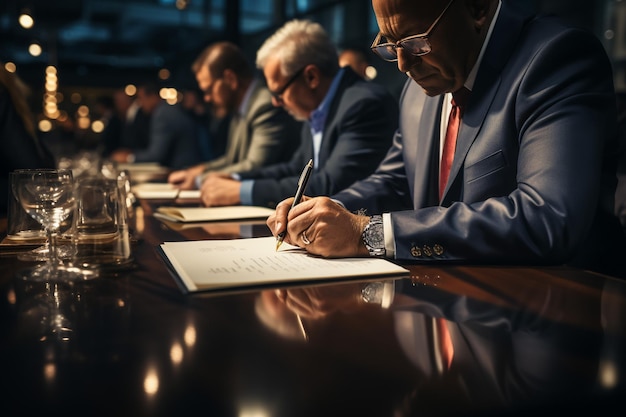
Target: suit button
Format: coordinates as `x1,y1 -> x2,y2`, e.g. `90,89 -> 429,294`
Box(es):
410,245 -> 422,257
433,244 -> 444,256
423,245 -> 433,257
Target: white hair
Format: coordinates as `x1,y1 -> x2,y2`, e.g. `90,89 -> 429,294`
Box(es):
256,19 -> 339,78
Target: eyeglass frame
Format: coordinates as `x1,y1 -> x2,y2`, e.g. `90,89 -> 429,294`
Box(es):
269,67 -> 306,101
370,0 -> 456,62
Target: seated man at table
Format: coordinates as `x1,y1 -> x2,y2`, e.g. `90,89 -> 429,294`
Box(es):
266,0 -> 626,279
199,19 -> 398,208
167,41 -> 301,190
110,82 -> 203,169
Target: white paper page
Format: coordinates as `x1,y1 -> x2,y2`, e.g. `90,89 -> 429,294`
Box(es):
132,183 -> 201,199
160,236 -> 408,291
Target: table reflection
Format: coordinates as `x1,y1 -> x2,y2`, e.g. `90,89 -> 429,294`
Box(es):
267,265 -> 626,416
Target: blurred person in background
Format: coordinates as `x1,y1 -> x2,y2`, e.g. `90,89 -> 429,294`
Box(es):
94,94 -> 123,157
180,88 -> 229,162
168,41 -> 301,190
110,82 -> 202,169
0,63 -> 55,214
118,88 -> 151,152
199,19 -> 398,208
338,48 -> 371,80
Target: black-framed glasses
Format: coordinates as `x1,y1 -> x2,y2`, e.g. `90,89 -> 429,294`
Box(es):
370,0 -> 456,62
269,67 -> 305,101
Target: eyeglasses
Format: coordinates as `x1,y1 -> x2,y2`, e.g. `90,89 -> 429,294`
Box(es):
370,0 -> 456,62
269,67 -> 305,101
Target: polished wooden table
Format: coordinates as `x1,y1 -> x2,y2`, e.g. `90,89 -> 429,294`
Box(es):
1,199 -> 625,416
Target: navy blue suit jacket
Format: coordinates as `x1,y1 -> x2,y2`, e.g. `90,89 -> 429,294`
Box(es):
334,3 -> 625,276
238,68 -> 398,208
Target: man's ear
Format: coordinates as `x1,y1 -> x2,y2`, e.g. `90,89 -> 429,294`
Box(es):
303,64 -> 321,90
222,69 -> 238,90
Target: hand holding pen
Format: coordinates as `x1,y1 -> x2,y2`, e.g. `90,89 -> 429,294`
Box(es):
275,159 -> 314,251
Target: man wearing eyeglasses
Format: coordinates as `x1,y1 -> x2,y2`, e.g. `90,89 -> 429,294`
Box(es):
199,19 -> 398,208
167,42 -> 301,190
267,0 -> 626,278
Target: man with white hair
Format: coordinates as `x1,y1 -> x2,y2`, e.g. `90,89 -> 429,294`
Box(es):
200,19 -> 398,208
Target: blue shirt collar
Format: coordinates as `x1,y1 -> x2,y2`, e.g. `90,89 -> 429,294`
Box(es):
309,68 -> 345,134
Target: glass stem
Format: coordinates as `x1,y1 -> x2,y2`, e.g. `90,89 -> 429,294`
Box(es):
47,229 -> 58,265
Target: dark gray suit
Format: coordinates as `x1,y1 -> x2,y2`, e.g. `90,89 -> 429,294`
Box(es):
334,2 -> 625,276
238,68 -> 399,208
200,80 -> 301,176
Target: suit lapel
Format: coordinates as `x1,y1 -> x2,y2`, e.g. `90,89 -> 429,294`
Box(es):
317,68 -> 359,164
414,95 -> 442,208
441,1 -> 526,203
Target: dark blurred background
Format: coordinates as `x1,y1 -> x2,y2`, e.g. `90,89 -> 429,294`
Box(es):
1,0 -> 624,141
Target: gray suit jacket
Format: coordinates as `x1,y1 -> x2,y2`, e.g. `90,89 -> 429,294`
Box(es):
200,80 -> 300,176
334,2 -> 625,276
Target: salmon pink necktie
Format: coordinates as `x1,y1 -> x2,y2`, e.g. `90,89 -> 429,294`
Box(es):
439,88 -> 470,200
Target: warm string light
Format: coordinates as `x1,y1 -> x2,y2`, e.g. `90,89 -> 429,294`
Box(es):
43,66 -> 59,120
18,12 -> 34,29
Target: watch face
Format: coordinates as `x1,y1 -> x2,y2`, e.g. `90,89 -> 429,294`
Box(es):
363,216 -> 385,256
368,226 -> 384,248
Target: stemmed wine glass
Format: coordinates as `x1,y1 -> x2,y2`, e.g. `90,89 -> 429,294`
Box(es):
12,169 -> 75,262
15,169 -> 96,281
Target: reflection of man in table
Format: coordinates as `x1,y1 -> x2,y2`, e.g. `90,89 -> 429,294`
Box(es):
270,266 -> 614,415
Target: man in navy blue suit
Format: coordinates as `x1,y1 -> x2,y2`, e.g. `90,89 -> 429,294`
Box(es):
268,0 -> 626,278
198,19 -> 398,209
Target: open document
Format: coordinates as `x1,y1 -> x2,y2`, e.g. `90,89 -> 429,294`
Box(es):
159,236 -> 409,293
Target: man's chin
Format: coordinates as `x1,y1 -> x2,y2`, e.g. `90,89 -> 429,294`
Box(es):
288,111 -> 308,122
410,75 -> 448,97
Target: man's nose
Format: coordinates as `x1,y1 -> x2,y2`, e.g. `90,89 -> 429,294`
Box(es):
397,48 -> 417,74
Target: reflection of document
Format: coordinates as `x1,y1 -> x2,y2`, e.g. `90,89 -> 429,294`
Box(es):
132,182 -> 201,199
155,206 -> 275,223
159,236 -> 409,293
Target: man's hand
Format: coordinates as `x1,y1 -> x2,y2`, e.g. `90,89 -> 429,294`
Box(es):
267,196 -> 370,258
168,165 -> 205,190
200,175 -> 242,207
273,282 -> 365,319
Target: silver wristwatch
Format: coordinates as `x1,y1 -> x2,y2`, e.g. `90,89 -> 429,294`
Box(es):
362,215 -> 385,257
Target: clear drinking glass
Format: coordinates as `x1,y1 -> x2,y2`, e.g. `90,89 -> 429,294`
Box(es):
15,169 -> 96,281
11,170 -> 75,262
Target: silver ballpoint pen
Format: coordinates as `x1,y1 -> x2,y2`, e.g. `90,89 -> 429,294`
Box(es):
275,159 -> 313,251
